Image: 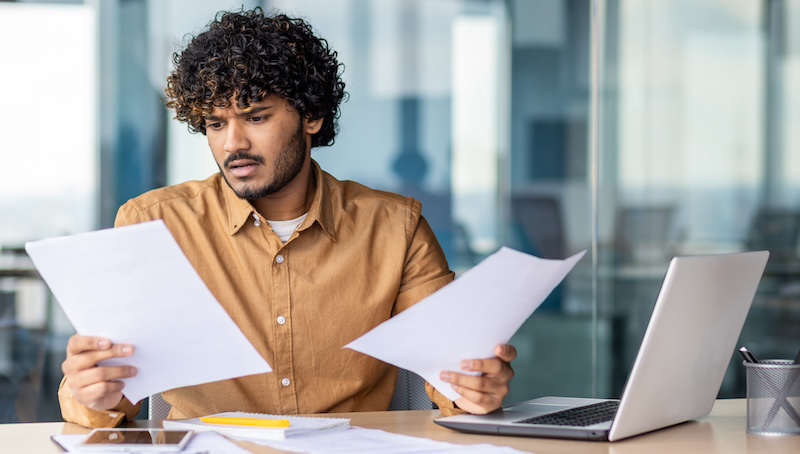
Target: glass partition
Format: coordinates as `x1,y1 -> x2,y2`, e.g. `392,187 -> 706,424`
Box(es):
600,0 -> 800,398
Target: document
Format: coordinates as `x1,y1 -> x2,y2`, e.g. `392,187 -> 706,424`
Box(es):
250,427 -> 528,453
52,431 -> 251,453
25,220 -> 272,403
346,247 -> 585,402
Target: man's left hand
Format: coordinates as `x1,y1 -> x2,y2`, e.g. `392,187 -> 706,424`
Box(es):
439,344 -> 517,414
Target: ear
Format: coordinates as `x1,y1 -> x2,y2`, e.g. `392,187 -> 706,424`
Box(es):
304,117 -> 324,135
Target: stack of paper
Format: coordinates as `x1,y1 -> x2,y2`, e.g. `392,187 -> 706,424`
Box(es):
163,412 -> 350,441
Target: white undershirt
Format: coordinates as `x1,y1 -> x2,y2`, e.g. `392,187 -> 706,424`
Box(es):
267,213 -> 308,243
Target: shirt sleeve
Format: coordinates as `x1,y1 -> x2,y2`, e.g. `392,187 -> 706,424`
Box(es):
58,377 -> 142,428
391,201 -> 467,414
393,203 -> 455,315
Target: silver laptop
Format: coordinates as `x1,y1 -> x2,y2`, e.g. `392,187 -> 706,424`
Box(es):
435,251 -> 769,441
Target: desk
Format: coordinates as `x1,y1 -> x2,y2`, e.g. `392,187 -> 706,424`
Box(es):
1,400 -> 798,453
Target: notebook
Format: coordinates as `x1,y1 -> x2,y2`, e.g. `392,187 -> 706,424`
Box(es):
434,251 -> 769,441
162,412 -> 350,441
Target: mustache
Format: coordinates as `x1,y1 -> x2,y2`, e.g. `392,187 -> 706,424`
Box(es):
224,152 -> 265,168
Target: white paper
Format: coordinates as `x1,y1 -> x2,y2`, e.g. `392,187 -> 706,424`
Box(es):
26,220 -> 272,403
52,431 -> 251,453
346,247 -> 585,402
250,427 -> 529,453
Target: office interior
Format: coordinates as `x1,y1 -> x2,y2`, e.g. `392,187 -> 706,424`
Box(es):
0,0 -> 798,423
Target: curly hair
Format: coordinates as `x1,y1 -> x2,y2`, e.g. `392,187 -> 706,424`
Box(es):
165,8 -> 347,147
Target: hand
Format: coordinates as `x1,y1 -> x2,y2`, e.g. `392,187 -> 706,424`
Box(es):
61,334 -> 137,411
440,344 -> 517,414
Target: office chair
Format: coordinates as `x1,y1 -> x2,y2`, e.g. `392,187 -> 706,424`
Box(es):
148,367 -> 432,420
510,194 -> 565,259
388,368 -> 434,410
614,205 -> 677,264
745,208 -> 800,262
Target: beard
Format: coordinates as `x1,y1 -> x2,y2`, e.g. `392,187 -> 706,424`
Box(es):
220,119 -> 307,201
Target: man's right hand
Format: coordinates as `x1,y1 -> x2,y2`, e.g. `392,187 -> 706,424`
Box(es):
61,335 -> 138,411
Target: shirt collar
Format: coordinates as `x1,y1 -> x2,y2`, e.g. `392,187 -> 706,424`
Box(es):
223,159 -> 337,241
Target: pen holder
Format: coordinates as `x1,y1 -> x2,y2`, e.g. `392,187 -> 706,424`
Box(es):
744,360 -> 800,436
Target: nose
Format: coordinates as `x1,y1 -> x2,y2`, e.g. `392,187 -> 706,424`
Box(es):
223,121 -> 250,154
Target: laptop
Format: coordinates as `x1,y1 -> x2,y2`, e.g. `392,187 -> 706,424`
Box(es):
435,251 -> 769,441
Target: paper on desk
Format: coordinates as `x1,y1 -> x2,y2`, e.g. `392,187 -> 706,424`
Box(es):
250,427 -> 528,453
25,220 -> 272,403
51,431 -> 251,453
346,247 -> 585,402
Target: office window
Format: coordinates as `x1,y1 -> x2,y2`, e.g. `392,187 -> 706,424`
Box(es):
4,0 -> 800,422
0,2 -> 97,422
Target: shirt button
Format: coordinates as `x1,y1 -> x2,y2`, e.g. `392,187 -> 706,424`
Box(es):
276,316 -> 286,325
276,255 -> 285,264
281,378 -> 291,387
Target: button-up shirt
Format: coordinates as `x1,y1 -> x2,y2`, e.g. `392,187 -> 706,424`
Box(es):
59,160 -> 457,428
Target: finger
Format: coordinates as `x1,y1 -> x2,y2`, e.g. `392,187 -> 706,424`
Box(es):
460,358 -> 514,379
452,389 -> 503,415
441,370 -> 508,395
494,344 -> 517,362
62,344 -> 135,376
69,365 -> 138,390
74,380 -> 126,409
66,335 -> 113,356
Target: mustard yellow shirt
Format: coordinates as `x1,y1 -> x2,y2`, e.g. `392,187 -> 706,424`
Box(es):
58,161 -> 458,428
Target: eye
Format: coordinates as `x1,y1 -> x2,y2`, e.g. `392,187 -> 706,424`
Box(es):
247,116 -> 266,123
205,121 -> 223,131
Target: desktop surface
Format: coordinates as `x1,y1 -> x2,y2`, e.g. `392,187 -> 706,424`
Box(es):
2,400 -> 798,453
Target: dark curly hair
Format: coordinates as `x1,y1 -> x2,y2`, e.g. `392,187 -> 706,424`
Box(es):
165,8 -> 347,147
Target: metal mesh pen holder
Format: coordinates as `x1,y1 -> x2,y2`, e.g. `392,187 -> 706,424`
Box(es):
744,360 -> 800,435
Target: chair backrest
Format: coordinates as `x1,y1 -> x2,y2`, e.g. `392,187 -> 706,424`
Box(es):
510,194 -> 565,259
614,205 -> 677,264
148,391 -> 172,420
388,368 -> 435,411
745,208 -> 800,261
147,367 -> 432,419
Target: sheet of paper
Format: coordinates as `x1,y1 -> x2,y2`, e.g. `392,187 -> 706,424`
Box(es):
250,427 -> 528,453
52,431 -> 251,453
26,220 -> 272,403
346,247 -> 585,402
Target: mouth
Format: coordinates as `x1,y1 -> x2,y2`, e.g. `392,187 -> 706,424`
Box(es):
227,159 -> 260,179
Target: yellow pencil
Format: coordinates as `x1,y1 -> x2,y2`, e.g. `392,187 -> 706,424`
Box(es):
199,416 -> 291,428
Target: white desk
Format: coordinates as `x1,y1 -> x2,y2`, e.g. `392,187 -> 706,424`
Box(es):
1,399 -> 798,453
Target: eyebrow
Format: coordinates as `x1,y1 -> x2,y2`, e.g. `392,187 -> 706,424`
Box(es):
204,105 -> 273,124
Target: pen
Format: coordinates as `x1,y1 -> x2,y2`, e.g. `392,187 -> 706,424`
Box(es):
199,417 -> 291,428
738,346 -> 759,363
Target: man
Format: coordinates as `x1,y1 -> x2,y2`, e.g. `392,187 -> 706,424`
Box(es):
59,8 -> 516,428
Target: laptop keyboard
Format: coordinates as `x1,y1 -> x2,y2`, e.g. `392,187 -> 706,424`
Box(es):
514,400 -> 620,427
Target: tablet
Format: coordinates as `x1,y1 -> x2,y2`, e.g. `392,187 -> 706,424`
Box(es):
76,428 -> 194,452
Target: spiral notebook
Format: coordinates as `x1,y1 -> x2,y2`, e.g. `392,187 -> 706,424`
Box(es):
163,412 -> 350,441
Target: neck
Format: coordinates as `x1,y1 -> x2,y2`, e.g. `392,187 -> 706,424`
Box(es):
251,159 -> 316,221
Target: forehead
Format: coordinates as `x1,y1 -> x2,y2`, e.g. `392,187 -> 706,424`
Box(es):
207,94 -> 292,118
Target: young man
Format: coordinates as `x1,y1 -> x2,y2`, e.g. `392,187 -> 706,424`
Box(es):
59,8 -> 516,428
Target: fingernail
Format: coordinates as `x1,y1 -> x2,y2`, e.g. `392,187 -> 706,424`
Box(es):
440,371 -> 450,382
461,360 -> 473,370
121,346 -> 133,355
98,340 -> 110,349
129,367 -> 137,376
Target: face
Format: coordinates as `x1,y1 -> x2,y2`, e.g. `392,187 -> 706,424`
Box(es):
204,96 -> 322,200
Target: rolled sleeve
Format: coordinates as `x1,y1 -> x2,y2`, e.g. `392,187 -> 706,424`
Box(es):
425,382 -> 467,417
58,377 -> 141,428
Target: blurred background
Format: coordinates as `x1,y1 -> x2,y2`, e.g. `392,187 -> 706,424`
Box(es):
0,0 -> 798,422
